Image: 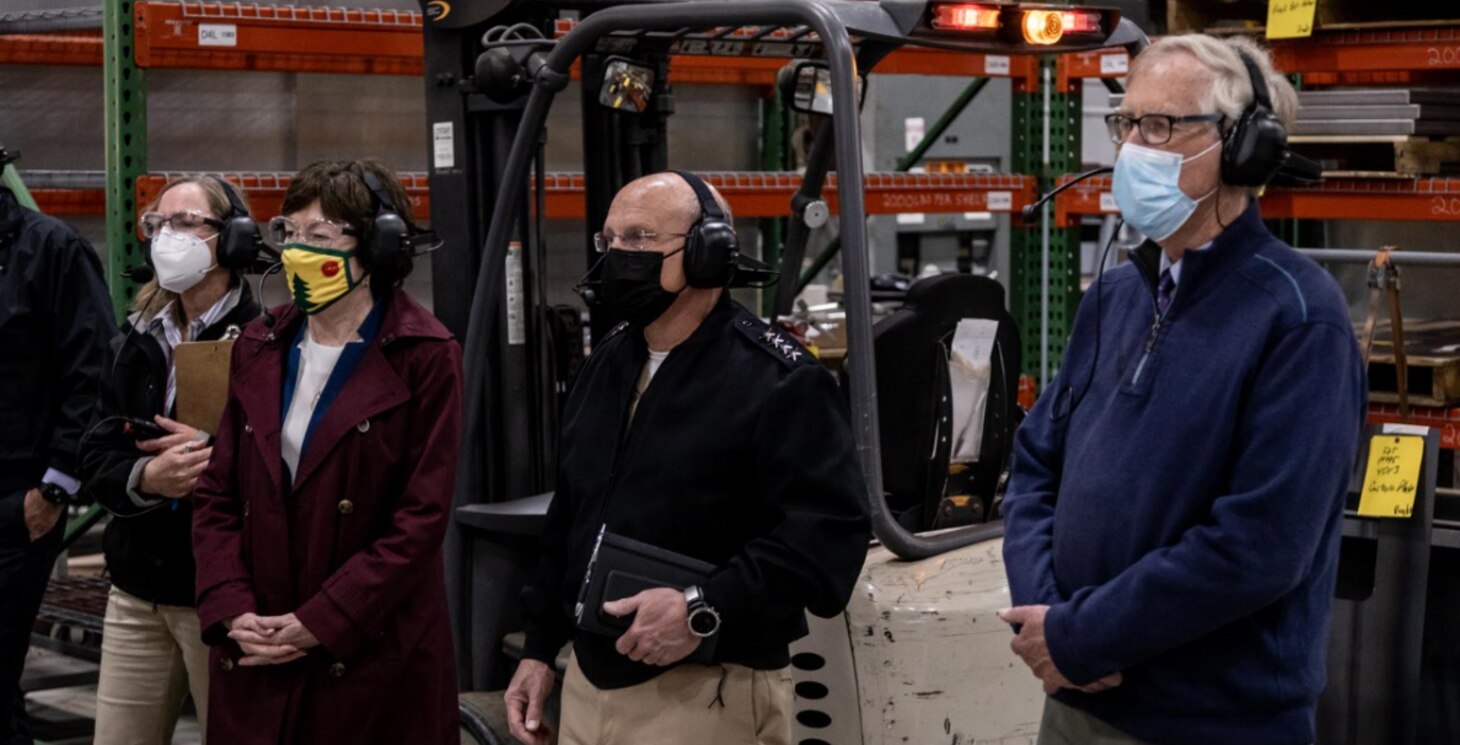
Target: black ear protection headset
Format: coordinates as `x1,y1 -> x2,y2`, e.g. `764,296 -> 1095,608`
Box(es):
1219,50 -> 1290,188
143,176 -> 262,271
346,163 -> 441,285
350,164 -> 411,277
671,170 -> 739,289
213,177 -> 263,269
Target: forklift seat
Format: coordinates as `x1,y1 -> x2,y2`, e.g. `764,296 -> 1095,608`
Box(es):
872,274 -> 1022,531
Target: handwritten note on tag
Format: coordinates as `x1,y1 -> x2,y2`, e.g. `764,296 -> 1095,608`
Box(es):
1267,0 -> 1318,40
1357,435 -> 1424,518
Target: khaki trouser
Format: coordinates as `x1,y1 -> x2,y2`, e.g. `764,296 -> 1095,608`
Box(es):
93,586 -> 210,745
559,653 -> 793,745
1038,697 -> 1150,745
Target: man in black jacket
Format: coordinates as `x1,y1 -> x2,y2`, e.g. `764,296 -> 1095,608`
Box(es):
0,183 -> 113,745
505,172 -> 870,745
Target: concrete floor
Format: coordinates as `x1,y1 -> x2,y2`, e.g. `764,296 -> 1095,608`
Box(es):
23,647 -> 203,745
22,543 -> 203,745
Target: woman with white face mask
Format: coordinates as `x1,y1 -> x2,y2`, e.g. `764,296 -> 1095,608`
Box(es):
78,176 -> 261,744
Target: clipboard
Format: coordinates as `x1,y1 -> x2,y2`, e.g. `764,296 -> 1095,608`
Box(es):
174,338 -> 235,435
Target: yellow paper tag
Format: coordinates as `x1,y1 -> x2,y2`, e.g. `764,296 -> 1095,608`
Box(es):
1357,435 -> 1424,519
1267,0 -> 1318,40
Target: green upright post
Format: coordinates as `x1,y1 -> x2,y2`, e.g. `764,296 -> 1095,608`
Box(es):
1,164 -> 39,211
103,0 -> 147,321
1010,54 -> 1082,388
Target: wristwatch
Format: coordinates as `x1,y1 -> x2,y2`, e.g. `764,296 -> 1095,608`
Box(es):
684,585 -> 721,638
37,482 -> 71,506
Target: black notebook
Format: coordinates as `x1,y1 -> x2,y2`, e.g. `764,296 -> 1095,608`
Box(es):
575,526 -> 719,663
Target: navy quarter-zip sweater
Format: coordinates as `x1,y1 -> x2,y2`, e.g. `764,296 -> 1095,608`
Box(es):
1003,202 -> 1366,745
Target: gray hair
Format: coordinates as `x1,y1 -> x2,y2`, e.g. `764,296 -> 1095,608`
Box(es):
1129,34 -> 1299,132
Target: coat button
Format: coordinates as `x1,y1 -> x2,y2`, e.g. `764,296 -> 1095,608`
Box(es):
244,423 -> 253,434
221,657 -> 235,672
330,662 -> 346,678
243,501 -> 250,517
337,500 -> 355,515
356,420 -> 370,433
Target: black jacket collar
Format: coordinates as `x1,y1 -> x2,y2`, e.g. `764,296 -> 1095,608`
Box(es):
619,291 -> 736,361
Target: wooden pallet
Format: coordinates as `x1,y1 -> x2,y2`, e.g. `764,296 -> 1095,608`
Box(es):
1367,320 -> 1460,407
1168,0 -> 1460,35
1291,136 -> 1460,177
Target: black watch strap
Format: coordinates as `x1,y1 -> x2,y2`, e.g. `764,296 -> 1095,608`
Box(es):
38,482 -> 70,506
685,585 -> 721,638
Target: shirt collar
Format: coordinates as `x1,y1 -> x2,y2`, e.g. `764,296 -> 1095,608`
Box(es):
1159,240 -> 1214,287
146,283 -> 244,339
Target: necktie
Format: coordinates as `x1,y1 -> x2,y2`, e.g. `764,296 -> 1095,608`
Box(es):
1157,269 -> 1175,316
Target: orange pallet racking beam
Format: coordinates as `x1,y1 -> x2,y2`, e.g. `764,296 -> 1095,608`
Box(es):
0,33 -> 102,67
1369,403 -> 1460,451
1260,178 -> 1460,222
542,171 -> 1036,219
1054,174 -> 1460,224
138,171 -> 1034,223
133,1 -> 425,75
32,189 -> 107,216
1269,25 -> 1460,82
135,172 -> 433,226
1056,48 -> 1128,88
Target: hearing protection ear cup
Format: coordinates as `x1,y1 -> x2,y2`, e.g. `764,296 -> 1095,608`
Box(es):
367,211 -> 411,278
671,170 -> 738,289
353,166 -> 411,282
213,177 -> 262,271
1219,51 -> 1289,188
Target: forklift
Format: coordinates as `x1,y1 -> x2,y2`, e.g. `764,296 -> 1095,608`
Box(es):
420,2 -> 1147,742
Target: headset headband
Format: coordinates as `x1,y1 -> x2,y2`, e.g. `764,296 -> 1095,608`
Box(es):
353,166 -> 398,217
216,177 -> 249,218
672,170 -> 725,222
1236,50 -> 1273,113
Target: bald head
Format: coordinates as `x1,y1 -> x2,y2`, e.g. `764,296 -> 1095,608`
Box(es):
609,172 -> 733,236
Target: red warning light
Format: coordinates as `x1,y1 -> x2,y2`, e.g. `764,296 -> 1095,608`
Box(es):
1060,10 -> 1102,34
931,3 -> 1002,31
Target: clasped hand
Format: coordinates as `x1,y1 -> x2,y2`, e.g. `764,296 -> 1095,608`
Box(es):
226,612 -> 320,667
999,605 -> 1123,695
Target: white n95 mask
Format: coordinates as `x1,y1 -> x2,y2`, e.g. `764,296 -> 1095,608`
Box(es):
151,227 -> 217,293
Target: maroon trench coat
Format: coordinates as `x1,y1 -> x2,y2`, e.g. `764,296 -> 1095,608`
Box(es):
193,289 -> 461,744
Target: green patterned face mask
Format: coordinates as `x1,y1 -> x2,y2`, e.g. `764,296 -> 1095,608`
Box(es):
280,243 -> 362,315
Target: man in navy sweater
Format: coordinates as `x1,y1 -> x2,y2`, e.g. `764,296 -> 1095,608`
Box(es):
1000,35 -> 1367,745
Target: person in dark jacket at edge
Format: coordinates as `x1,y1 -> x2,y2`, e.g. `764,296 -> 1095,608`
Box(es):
0,159 -> 114,745
999,35 -> 1366,745
80,176 -> 262,743
504,172 -> 871,745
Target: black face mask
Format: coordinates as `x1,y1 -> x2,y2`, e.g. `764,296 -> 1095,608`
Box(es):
600,247 -> 684,327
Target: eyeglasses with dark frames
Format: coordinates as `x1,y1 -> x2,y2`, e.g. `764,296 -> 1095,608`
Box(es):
1105,112 -> 1224,145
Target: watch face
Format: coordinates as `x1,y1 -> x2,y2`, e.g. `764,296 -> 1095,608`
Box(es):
40,484 -> 67,504
690,609 -> 718,636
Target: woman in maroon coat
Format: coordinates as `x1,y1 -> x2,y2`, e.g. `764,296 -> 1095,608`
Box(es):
192,160 -> 461,744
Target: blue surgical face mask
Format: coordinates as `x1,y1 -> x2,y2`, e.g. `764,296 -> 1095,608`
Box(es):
1112,139 -> 1221,241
